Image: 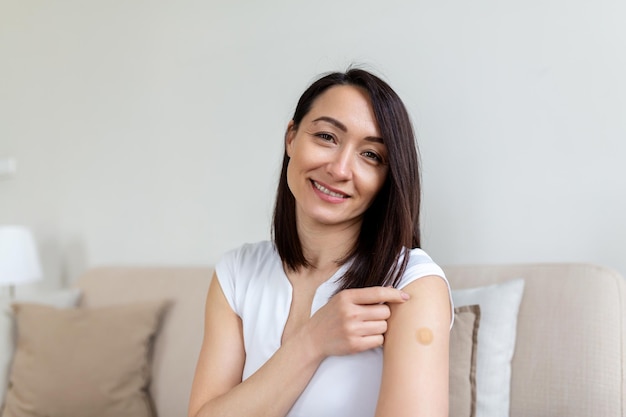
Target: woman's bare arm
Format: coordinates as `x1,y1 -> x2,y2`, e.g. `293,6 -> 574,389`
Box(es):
375,275 -> 452,417
189,272 -> 410,417
188,273 -> 327,417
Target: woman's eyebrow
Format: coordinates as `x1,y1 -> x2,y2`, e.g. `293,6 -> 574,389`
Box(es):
312,116 -> 384,143
312,116 -> 347,132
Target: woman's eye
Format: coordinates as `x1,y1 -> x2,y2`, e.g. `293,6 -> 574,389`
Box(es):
316,133 -> 335,142
362,151 -> 383,163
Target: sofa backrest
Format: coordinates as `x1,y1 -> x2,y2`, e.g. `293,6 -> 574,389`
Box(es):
444,263 -> 626,417
74,263 -> 626,417
74,267 -> 211,417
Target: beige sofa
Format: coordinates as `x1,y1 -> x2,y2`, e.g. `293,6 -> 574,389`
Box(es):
74,263 -> 626,417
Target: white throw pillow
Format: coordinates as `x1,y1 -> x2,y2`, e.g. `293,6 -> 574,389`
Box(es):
0,288 -> 82,407
452,279 -> 525,417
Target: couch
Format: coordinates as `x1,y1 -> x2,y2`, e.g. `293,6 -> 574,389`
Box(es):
71,263 -> 625,417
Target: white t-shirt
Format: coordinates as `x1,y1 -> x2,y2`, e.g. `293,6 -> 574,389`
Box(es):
215,240 -> 451,417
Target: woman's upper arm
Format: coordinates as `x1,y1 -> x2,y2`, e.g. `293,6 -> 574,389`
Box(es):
375,275 -> 452,417
188,272 -> 246,417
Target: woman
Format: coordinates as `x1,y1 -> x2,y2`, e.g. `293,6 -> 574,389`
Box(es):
188,68 -> 453,417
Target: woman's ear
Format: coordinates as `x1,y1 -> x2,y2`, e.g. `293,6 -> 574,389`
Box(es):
285,120 -> 296,157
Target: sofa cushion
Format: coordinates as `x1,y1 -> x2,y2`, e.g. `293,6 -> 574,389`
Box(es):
0,289 -> 82,409
2,300 -> 167,417
452,279 -> 524,417
73,267 -> 210,417
449,304 -> 481,417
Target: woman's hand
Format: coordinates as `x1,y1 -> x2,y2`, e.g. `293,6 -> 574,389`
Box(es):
301,286 -> 410,359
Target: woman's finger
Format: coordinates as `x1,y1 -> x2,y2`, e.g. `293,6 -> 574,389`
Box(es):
340,286 -> 410,305
355,303 -> 391,321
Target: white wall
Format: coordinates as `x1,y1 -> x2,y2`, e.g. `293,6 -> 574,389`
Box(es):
1,0 -> 624,289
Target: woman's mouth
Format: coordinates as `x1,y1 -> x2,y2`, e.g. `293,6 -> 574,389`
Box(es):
311,180 -> 349,199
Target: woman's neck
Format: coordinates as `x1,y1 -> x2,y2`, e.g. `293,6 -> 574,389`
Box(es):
296,218 -> 361,271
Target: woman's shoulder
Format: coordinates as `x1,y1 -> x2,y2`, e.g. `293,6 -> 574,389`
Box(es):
218,240 -> 277,270
222,240 -> 275,258
405,247 -> 437,265
400,247 -> 454,328
397,247 -> 447,288
214,240 -> 281,314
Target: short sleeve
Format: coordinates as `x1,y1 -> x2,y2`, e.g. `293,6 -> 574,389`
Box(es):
214,246 -> 241,315
213,241 -> 278,317
396,248 -> 454,328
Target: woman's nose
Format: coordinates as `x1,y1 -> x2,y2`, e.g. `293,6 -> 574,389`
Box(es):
327,149 -> 353,180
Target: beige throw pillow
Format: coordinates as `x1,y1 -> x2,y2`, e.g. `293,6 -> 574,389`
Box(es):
2,301 -> 168,417
452,279 -> 525,417
449,304 -> 481,417
0,289 -> 82,409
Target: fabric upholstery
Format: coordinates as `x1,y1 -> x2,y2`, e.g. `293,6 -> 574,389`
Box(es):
452,279 -> 525,417
3,301 -> 167,417
0,289 -> 81,409
74,267 -> 211,417
449,304 -> 480,417
66,264 -> 625,417
444,264 -> 626,417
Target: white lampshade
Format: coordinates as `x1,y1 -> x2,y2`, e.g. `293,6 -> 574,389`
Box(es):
0,226 -> 43,286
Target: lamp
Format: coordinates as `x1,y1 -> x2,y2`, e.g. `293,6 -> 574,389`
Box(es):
0,226 -> 43,298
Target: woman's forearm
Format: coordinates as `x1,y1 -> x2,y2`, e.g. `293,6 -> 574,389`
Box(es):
192,331 -> 324,417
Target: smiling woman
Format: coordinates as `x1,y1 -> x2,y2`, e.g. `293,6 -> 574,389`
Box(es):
285,85 -> 389,232
188,68 -> 452,417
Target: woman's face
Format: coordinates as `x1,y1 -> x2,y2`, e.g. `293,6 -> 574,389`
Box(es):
286,85 -> 389,230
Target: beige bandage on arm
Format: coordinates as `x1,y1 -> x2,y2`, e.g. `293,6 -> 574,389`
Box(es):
415,327 -> 434,345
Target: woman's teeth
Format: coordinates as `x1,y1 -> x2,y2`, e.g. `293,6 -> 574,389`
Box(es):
313,181 -> 347,198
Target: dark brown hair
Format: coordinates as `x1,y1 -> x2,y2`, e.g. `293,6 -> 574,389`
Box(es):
272,68 -> 421,290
